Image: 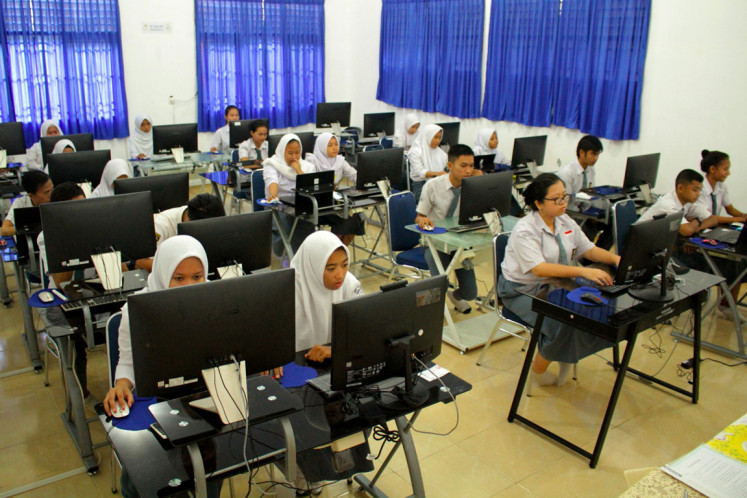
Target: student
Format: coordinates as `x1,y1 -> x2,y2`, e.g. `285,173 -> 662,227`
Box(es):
393,112 -> 420,149
556,135 -> 603,195
237,120 -> 270,163
89,159 -> 133,198
50,139 -> 76,155
415,144 -> 482,314
306,132 -> 357,186
26,119 -> 62,170
1,170 -> 53,236
209,105 -> 240,153
498,173 -> 621,385
291,231 -> 363,361
129,114 -> 153,160
473,128 -> 509,166
697,149 -> 746,224
408,124 -> 447,201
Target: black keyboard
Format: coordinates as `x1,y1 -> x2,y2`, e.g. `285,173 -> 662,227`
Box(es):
575,277 -> 632,295
60,292 -> 132,312
340,187 -> 378,198
447,223 -> 487,233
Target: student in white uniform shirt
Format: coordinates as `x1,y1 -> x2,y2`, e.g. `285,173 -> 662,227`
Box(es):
408,123 -> 448,202
556,135 -> 603,195
237,119 -> 270,164
473,128 -> 509,166
209,105 -> 240,153
696,149 -> 746,224
1,170 -> 53,236
498,173 -> 621,386
26,119 -> 62,171
306,132 -> 357,186
128,114 -> 153,160
89,159 -> 133,199
393,112 -> 420,149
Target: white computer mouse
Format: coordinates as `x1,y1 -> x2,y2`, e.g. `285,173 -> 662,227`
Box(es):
38,291 -> 54,303
423,224 -> 434,231
111,404 -> 130,418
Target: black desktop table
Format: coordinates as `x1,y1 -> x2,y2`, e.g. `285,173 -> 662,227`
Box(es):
507,270 -> 723,468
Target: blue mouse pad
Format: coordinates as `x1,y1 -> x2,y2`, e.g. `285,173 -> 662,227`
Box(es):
690,237 -> 729,250
415,226 -> 447,235
593,186 -> 623,196
567,286 -> 608,306
112,396 -> 157,431
281,362 -> 317,388
29,289 -> 67,308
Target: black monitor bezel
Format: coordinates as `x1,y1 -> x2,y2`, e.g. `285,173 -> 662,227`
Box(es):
0,122 -> 27,155
510,135 -> 547,168
434,122 -> 460,147
152,123 -> 199,154
114,172 -> 189,213
47,149 -> 112,188
355,147 -> 405,190
362,112 -> 396,138
459,170 -> 513,225
316,102 -> 351,128
40,133 -> 95,166
623,153 -> 661,190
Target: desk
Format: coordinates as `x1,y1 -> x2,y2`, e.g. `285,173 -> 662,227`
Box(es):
199,168 -> 253,204
507,270 -> 723,468
134,152 -> 230,177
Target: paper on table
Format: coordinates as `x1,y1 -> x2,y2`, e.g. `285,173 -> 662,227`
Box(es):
662,444 -> 747,498
418,365 -> 449,382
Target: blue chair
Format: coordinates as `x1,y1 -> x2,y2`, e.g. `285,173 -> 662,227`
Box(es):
380,137 -> 393,149
105,311 -> 122,493
250,169 -> 266,212
385,191 -> 429,281
363,144 -> 383,152
612,199 -> 638,255
231,149 -> 240,163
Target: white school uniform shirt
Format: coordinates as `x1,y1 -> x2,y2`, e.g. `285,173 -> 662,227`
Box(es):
637,190 -> 710,225
408,124 -> 447,182
129,114 -> 153,159
26,120 -> 63,171
153,206 -> 188,248
307,132 -> 357,184
416,173 -> 459,221
556,161 -> 595,195
209,124 -> 231,153
502,211 -> 595,285
238,139 -> 269,161
4,194 -> 34,225
262,134 -> 315,198
393,112 -> 420,148
696,180 -> 730,216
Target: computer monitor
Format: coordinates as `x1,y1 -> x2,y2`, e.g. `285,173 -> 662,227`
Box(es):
0,122 -> 26,155
623,153 -> 660,190
355,147 -> 405,190
40,192 -> 156,273
458,170 -> 513,225
228,118 -> 270,149
40,133 -> 95,166
330,275 -> 448,408
434,122 -> 460,147
152,123 -> 199,154
267,132 -> 316,157
363,112 -> 395,138
114,172 -> 189,213
46,150 -> 111,188
316,102 -> 351,128
177,211 -> 273,278
510,135 -> 547,168
130,269 -> 296,398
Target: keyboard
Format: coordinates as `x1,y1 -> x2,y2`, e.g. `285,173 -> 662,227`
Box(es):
340,187 -> 379,198
447,222 -> 487,233
60,291 -> 133,312
574,277 -> 631,295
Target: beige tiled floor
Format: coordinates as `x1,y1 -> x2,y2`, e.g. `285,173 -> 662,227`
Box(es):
1,196 -> 745,497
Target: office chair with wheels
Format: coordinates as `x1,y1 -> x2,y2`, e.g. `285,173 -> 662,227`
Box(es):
612,199 -> 638,255
385,191 -> 429,282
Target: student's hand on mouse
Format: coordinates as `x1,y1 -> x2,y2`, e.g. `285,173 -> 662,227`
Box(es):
581,268 -> 613,286
261,366 -> 284,379
305,345 -> 331,363
137,153 -> 147,160
416,215 -> 433,230
210,147 -> 218,153
104,379 -> 134,416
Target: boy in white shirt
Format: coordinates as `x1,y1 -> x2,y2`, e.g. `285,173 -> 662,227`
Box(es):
1,170 -> 53,236
556,135 -> 603,195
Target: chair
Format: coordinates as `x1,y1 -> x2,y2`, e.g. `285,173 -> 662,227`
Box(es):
385,191 -> 429,281
612,199 -> 638,255
363,144 -> 383,152
250,169 -> 266,212
380,137 -> 393,149
106,312 -> 123,493
231,149 -> 240,163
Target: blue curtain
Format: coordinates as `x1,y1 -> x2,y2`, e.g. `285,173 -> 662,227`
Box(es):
0,0 -> 129,146
482,0 -> 558,127
0,9 -> 16,123
196,0 -> 325,131
552,0 -> 651,140
377,0 -> 484,119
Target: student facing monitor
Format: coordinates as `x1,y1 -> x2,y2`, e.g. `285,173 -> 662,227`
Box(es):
114,172 -> 189,213
40,133 -> 95,165
363,112 -> 395,138
177,211 -> 273,278
152,123 -> 199,154
329,275 -> 448,408
510,135 -> 547,168
129,269 -> 296,398
0,122 -> 26,155
623,153 -> 660,190
355,147 -> 405,190
267,132 -> 316,157
316,102 -> 351,128
47,150 -> 112,188
40,192 -> 156,273
458,170 -> 513,225
228,118 -> 270,149
434,122 -> 460,147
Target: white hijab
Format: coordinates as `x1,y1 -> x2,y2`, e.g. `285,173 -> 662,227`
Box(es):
411,124 -> 446,174
262,133 -> 315,180
312,132 -> 344,173
130,114 -> 153,157
290,231 -> 362,351
51,139 -> 76,154
475,128 -> 498,154
401,113 -> 420,147
146,235 -> 208,292
40,120 -> 63,138
90,159 -> 133,198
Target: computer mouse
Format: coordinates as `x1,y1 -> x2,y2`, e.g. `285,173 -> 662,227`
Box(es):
111,404 -> 130,418
0,239 -> 6,247
580,293 -> 603,305
422,224 -> 434,231
38,291 -> 55,303
702,239 -> 719,246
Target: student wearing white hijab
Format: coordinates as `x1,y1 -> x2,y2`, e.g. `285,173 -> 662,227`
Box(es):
408,124 -> 447,201
89,159 -> 133,198
26,119 -> 63,170
51,139 -> 76,155
209,105 -> 240,153
291,231 -> 363,360
306,132 -> 357,186
473,128 -> 510,166
394,112 -> 420,149
129,114 -> 153,159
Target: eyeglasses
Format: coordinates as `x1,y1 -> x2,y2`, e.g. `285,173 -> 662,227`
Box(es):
544,194 -> 571,205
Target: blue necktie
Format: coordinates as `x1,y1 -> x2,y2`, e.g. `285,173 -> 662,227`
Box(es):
446,187 -> 461,218
555,233 -> 568,265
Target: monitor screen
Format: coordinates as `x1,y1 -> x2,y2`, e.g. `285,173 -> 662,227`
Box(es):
177,211 -> 272,278
623,153 -> 660,190
434,122 -> 460,147
152,123 -> 199,154
355,147 -> 405,189
363,113 -> 395,138
114,172 -> 189,213
40,133 -> 95,166
0,122 -> 26,155
510,135 -> 547,168
130,269 -> 296,398
228,119 -> 270,149
267,132 -> 316,157
316,102 -> 351,128
40,192 -> 156,273
459,170 -> 513,225
47,150 -> 111,188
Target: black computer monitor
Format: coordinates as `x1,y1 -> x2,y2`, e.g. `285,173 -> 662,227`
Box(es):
510,135 -> 547,168
355,147 -> 405,190
330,275 -> 448,408
228,119 -> 269,149
0,122 -> 26,155
130,269 -> 296,398
40,192 -> 156,273
47,150 -> 111,188
114,172 -> 189,213
40,133 -> 95,166
434,122 -> 460,147
363,112 -> 395,138
177,211 -> 272,278
623,153 -> 660,190
316,102 -> 351,128
152,123 -> 199,154
267,132 -> 316,157
458,170 -> 513,225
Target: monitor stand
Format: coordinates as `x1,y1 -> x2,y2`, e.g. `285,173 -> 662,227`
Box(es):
378,335 -> 429,411
627,254 -> 674,302
90,250 -> 123,291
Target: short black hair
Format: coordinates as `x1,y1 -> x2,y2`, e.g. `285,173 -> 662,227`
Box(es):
576,135 -> 603,157
447,144 -> 474,163
50,182 -> 85,203
700,149 -> 729,174
675,169 -> 703,187
522,173 -> 564,211
186,193 -> 225,221
224,105 -> 240,117
21,170 -> 50,195
249,119 -> 269,133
